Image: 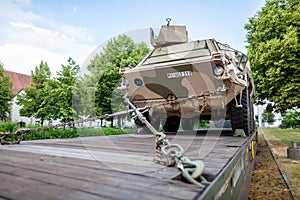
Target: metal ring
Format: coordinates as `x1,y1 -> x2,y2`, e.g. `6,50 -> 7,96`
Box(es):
161,144 -> 184,158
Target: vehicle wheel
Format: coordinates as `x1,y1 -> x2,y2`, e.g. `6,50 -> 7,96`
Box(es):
181,118 -> 195,130
133,111 -> 150,127
133,107 -> 154,128
230,88 -> 251,136
133,109 -> 153,134
163,116 -> 180,132
150,116 -> 161,131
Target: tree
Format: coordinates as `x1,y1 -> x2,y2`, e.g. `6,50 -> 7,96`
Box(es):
262,104 -> 276,124
245,0 -> 300,112
72,75 -> 97,118
281,108 -> 300,128
262,110 -> 276,124
0,62 -> 13,121
17,61 -> 52,125
87,35 -> 150,127
51,57 -> 80,124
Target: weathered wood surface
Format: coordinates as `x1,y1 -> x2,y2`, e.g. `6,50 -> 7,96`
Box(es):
0,129 -> 248,200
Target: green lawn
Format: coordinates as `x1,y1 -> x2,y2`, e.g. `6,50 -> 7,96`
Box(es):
262,128 -> 300,146
261,128 -> 300,199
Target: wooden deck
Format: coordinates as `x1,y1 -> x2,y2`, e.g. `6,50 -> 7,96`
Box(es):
0,129 -> 248,200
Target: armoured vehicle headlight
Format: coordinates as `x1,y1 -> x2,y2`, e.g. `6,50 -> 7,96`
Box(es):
213,66 -> 224,76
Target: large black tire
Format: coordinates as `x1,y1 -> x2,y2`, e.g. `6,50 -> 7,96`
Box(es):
181,118 -> 195,130
137,119 -> 160,134
230,88 -> 252,136
150,116 -> 161,131
133,109 -> 154,134
133,110 -> 150,127
163,116 -> 180,132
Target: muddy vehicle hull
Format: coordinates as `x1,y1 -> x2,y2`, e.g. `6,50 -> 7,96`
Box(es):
120,28 -> 255,135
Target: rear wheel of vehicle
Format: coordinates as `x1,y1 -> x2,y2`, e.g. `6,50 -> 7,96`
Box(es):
230,88 -> 251,136
181,118 -> 195,130
150,116 -> 161,131
138,119 -> 160,134
163,116 -> 180,132
133,109 -> 156,134
133,110 -> 150,127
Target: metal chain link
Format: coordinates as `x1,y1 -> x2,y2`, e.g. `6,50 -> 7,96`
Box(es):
123,95 -> 210,188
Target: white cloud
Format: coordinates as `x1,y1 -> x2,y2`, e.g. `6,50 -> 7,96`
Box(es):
0,0 -> 95,75
0,43 -> 95,76
0,44 -> 65,75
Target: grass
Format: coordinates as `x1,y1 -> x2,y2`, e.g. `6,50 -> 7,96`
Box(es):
262,128 -> 300,146
261,128 -> 300,199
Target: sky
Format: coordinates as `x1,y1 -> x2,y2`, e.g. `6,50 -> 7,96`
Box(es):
0,0 -> 265,75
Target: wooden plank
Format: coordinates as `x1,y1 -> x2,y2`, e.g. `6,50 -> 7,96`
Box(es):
1,133 -> 244,180
2,144 -> 156,166
0,150 -> 200,200
0,172 -> 105,200
0,132 -> 248,199
0,167 -> 184,200
0,149 -> 180,180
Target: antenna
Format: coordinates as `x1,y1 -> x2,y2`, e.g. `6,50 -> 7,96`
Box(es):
166,18 -> 171,26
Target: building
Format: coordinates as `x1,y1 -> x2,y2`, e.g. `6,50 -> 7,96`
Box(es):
4,70 -> 36,126
4,70 -> 133,128
5,71 -> 32,95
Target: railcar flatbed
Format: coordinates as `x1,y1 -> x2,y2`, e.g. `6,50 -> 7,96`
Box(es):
0,129 -> 256,200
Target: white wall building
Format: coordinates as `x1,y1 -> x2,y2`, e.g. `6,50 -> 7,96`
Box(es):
254,104 -> 282,128
10,90 -> 38,126
5,71 -> 34,126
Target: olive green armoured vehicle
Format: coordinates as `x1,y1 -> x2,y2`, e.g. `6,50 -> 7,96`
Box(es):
119,20 -> 255,135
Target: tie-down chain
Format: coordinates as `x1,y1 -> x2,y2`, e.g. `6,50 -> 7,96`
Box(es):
124,96 -> 210,188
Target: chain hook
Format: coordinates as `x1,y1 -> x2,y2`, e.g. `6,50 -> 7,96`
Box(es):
177,156 -> 209,188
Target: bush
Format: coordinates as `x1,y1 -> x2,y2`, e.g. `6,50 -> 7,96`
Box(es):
23,128 -> 79,141
22,127 -> 132,141
197,120 -> 210,129
1,124 -> 136,143
102,127 -> 127,135
281,109 -> 300,128
0,121 -> 17,132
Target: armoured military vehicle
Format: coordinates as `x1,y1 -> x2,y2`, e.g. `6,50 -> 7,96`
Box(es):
119,19 -> 255,135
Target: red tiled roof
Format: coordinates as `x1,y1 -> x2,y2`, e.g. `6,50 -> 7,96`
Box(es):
4,71 -> 32,94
